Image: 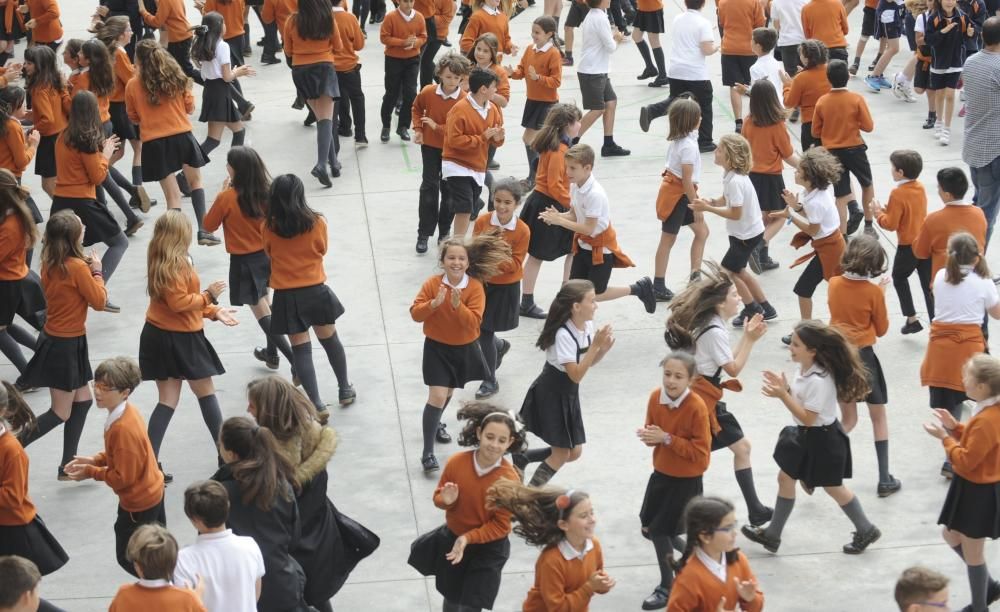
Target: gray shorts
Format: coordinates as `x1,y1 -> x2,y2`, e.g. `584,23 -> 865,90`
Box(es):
578,73 -> 617,110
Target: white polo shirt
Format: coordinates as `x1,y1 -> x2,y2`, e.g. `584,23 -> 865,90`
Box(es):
578,8 -> 617,74
571,174 -> 611,252
749,54 -> 786,106
667,9 -> 714,81
174,529 -> 265,612
771,0 -> 808,47
546,320 -> 594,371
800,186 -> 841,240
791,363 -> 840,426
723,172 -> 765,239
694,316 -> 733,377
932,267 -> 1000,324
665,132 -> 701,182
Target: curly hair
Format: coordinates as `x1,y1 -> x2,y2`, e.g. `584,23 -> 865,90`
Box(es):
664,262 -> 733,351
488,480 -> 590,547
456,401 -> 527,454
134,39 -> 190,106
797,146 -> 843,191
798,39 -> 829,69
437,233 -> 512,282
793,321 -> 870,402
717,133 -> 752,175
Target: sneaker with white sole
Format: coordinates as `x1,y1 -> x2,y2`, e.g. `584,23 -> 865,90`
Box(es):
934,121 -> 943,138
892,76 -> 905,99
939,128 -> 950,146
901,83 -> 917,102
877,75 -> 893,89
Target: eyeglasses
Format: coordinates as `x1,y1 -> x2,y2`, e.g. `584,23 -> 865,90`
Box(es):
715,522 -> 740,534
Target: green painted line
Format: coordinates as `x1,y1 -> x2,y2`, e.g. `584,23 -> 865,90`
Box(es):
400,143 -> 421,173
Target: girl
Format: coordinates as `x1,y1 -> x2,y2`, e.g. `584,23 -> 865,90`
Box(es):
924,0 -> 970,145
24,45 -> 68,199
333,0 -> 367,147
780,39 -> 832,151
0,86 -> 41,216
0,0 -> 24,65
925,354 -> 1000,612
911,0 -> 939,130
284,0 -> 343,187
139,210 -> 238,475
742,321 -> 882,555
460,0 -> 516,56
632,0 -> 666,87
472,179 -> 529,399
0,163 -> 40,375
467,33 -> 510,109
517,280 -> 614,486
203,146 -> 294,374
742,80 -> 799,273
63,39 -> 85,91
519,103 -> 580,319
666,496 -> 763,611
410,233 -> 511,471
213,416 -> 311,612
828,234 -> 900,496
20,0 -> 63,52
664,263 -> 772,528
653,97 -> 709,302
125,40 -> 217,245
489,483 -> 616,610
407,404 -> 523,611
636,351 -> 711,611
921,232 -> 1000,478
0,381 -> 69,576
265,174 -> 355,413
17,211 -> 106,480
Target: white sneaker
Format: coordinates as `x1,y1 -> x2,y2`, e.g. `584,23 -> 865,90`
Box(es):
934,121 -> 943,138
902,83 -> 917,103
940,128 -> 950,146
892,73 -> 905,99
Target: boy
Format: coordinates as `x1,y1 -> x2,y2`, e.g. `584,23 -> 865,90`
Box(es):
0,556 -> 65,612
812,59 -> 875,236
851,0 -> 887,76
333,0 -> 368,146
441,66 -> 504,237
538,144 -> 657,311
913,167 -> 988,280
894,567 -> 949,611
109,525 -> 205,611
379,0 -> 427,144
865,0 -> 906,91
924,0 -> 976,146
174,481 -> 265,612
63,357 -> 165,576
562,0 -> 590,66
738,28 -> 784,104
802,0 -> 851,61
872,149 -> 933,333
576,0 -> 630,156
770,0 -> 808,121
413,53 -> 472,253
717,0 -> 766,131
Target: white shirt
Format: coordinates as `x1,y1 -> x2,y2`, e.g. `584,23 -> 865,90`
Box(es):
435,84 -> 461,100
578,8 -> 616,74
723,171 -> 765,239
397,7 -> 416,22
441,272 -> 470,289
535,40 -> 554,53
973,395 -> 1000,417
199,39 -> 231,81
749,54 -> 786,107
695,548 -> 728,583
571,174 -> 611,252
801,186 -> 841,240
932,268 -> 1000,324
770,0 -> 808,46
546,320 -> 594,371
665,131 -> 701,183
913,11 -> 927,34
659,387 -> 691,408
490,211 -> 516,230
790,363 -> 840,426
174,530 -> 265,612
695,316 -> 734,377
104,401 -> 127,431
558,538 -> 594,561
668,10 -> 714,81
482,4 -> 499,15
137,579 -> 170,588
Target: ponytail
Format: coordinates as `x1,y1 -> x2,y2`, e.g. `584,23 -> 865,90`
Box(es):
944,232 -> 990,285
219,416 -> 296,511
671,496 -> 739,572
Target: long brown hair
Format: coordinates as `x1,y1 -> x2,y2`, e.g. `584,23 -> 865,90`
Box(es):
793,321 -> 870,402
81,39 -> 115,98
41,211 -> 88,278
96,16 -> 130,51
665,262 -> 733,351
747,79 -> 787,127
146,210 -> 193,302
945,232 -> 990,284
134,39 -> 190,106
64,90 -> 104,154
0,168 -> 36,249
840,234 -> 887,277
467,32 -> 500,67
672,496 -> 740,571
488,480 -> 589,547
531,103 -> 582,153
247,376 -> 318,444
219,416 -> 296,511
437,234 -> 512,282
536,279 -> 595,351
1,380 -> 36,437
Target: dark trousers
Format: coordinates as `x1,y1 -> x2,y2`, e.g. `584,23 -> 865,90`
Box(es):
167,39 -> 203,85
337,66 -> 366,138
352,0 -> 370,28
608,0 -> 626,30
893,245 -> 934,318
381,55 -> 419,129
262,20 -> 280,55
420,18 -> 442,88
419,145 -> 453,238
648,78 -> 714,147
114,497 -> 166,576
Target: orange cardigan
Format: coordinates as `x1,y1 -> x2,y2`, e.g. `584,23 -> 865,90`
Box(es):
522,538 -> 604,612
72,70 -> 111,123
801,0 -> 849,48
140,0 -> 193,42
42,257 -> 107,337
262,215 -> 328,289
411,84 -> 463,149
0,430 -> 36,526
29,84 -> 69,137
0,118 -> 34,177
124,80 -> 195,142
204,0 -> 246,37
25,0 -> 62,43
535,143 -> 571,206
508,44 -> 562,103
283,14 -> 343,65
472,213 -> 529,284
0,211 -> 28,281
742,117 -> 793,175
645,388 -> 712,478
877,181 -> 927,246
912,205 -> 988,282
110,584 -> 206,612
432,450 -> 517,545
782,65 -> 830,124
380,9 -> 427,59
145,266 -> 221,332
827,276 -> 888,348
203,188 -> 266,255
460,8 -> 512,54
812,90 -> 873,149
442,96 -> 504,173
54,135 -> 108,199
718,0 -> 766,55
667,551 -> 764,612
944,404 -> 1000,484
333,8 -> 365,72
87,403 -> 165,512
110,47 -> 134,104
411,274 -> 485,345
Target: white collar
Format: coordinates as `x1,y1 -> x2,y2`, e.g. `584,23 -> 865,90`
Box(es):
841,271 -> 871,281
894,178 -> 914,187
660,387 -> 690,409
973,395 -> 1000,416
397,7 -> 416,21
723,170 -> 739,185
332,5 -> 345,10
436,84 -> 461,100
0,423 -> 6,438
105,401 -> 127,432
830,86 -> 848,91
695,548 -> 727,583
137,579 -> 170,589
196,529 -> 233,542
490,211 -> 517,231
79,66 -> 90,73
472,451 -> 502,476
482,4 -> 499,15
575,174 -> 596,194
442,273 -> 470,289
945,199 -> 972,207
557,538 -> 594,561
799,363 -> 827,378
685,8 -> 702,13
534,40 -> 554,53
467,93 -> 491,118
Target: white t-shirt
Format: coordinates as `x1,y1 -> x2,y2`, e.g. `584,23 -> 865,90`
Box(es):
723,171 -> 765,239
174,530 -> 265,612
932,268 -> 1000,324
571,174 -> 611,252
791,364 -> 840,426
667,10 -> 714,81
578,8 -> 616,75
665,132 -> 702,183
770,0 -> 808,46
749,54 -> 786,107
913,12 -> 927,34
801,186 -> 841,240
694,315 -> 734,377
200,39 -> 231,81
546,320 -> 595,371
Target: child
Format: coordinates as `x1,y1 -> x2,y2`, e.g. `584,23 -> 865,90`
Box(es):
264,174 -> 355,412
0,556 -> 65,612
894,566 -> 950,611
191,12 -> 254,157
174,480 -> 265,612
636,351 -> 711,610
466,33 -> 510,126
913,167 -> 988,282
20,0 -> 62,52
109,525 -> 205,611
410,233 -> 511,471
780,39 -> 832,150
407,404 -> 523,611
0,169 -> 39,377
652,98 -> 709,301
24,46 -> 68,200
575,0 -> 629,155
561,0 -> 589,66
770,0 -> 808,102
691,134 -> 778,324
717,0 -> 766,131
333,0 -> 368,146
664,263 -> 772,528
138,0 -> 200,82
924,0 -> 974,145
851,0 -> 885,76
460,0 -> 515,55
827,235 -> 901,496
667,497 -> 764,611
203,147 -> 294,374
539,143 -> 657,311
0,87 -> 40,209
261,0 -> 293,63
912,0 -> 939,130
631,0 -> 667,87
518,279 -> 614,485
472,179 -> 529,399
865,0 -> 907,91
379,0 -> 426,144
489,483 -> 616,610
415,0 -> 452,88
802,0 -> 851,61
873,149 -> 932,333
924,354 -> 1000,612
742,321 -> 882,555
412,53 -> 473,253
745,28 -> 785,97
519,103 -> 582,319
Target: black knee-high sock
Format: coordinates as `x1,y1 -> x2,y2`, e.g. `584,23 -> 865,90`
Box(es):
0,331 -> 28,373
636,40 -> 655,71
191,188 -> 207,231
18,410 -> 63,447
102,175 -> 140,225
131,166 -> 143,187
197,394 -> 223,446
200,137 -> 221,157
6,324 -> 37,348
652,46 -> 666,78
735,467 -> 768,516
331,114 -> 341,157
109,166 -> 136,195
528,460 -> 558,486
61,399 -> 92,467
422,403 -> 443,457
292,342 -> 324,410
970,564 -> 990,612
256,315 -> 294,364
764,496 -> 795,540
101,233 -> 129,283
875,440 -> 891,483
524,144 -> 539,181
316,119 -> 333,169
651,536 -> 675,590
480,329 -> 497,382
318,333 -> 349,388
146,402 -> 175,457
231,129 -> 246,147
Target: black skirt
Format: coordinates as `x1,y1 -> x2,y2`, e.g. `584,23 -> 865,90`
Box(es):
408,524 -> 510,609
520,190 -> 574,261
293,470 -> 351,603
141,131 -> 209,182
199,78 -> 242,123
0,277 -> 28,326
0,271 -> 46,329
938,474 -> 1000,539
21,333 -> 93,391
773,422 -> 853,488
422,337 -> 488,388
292,62 -> 341,100
639,471 -> 703,537
482,281 -> 520,332
109,101 -> 138,142
34,133 -> 58,178
270,284 -> 345,335
519,362 -> 585,448
138,322 -> 225,381
749,172 -> 785,212
521,99 -> 556,130
633,8 -> 665,33
859,345 -> 888,405
228,251 -> 271,307
0,516 -> 69,576
710,400 -> 745,451
50,196 -> 121,247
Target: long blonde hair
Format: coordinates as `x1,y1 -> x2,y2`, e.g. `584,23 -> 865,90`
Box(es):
146,210 -> 193,301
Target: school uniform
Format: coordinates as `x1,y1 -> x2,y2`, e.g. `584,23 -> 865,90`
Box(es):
569,174 -> 636,293
801,0 -> 850,60
771,0 -> 808,74
410,272 -> 488,387
334,6 -> 367,140
577,8 -> 618,111
640,388 -> 711,537
0,212 -> 34,328
749,54 -> 785,102
50,135 -> 121,247
912,202 -> 988,282
413,84 -> 462,239
109,579 -> 206,612
473,211 -> 529,333
522,537 -> 604,612
414,0 -> 446,87
937,400 -> 1000,538
283,15 -> 343,101
720,171 -> 765,273
0,118 -> 36,180
878,179 -> 933,319
29,84 -> 69,179
0,0 -> 25,43
261,0 -> 294,58
667,550 -> 764,612
109,47 -> 138,142
913,13 -> 932,90
459,5 -> 513,55
924,8 -> 971,89
812,89 -> 874,199
657,131 -> 700,235
782,64 -> 831,150
140,0 -> 201,83
442,94 -> 504,216
520,139 -> 574,261
408,450 -> 518,610
790,186 -> 844,299
197,39 -> 241,124
24,0 -> 62,46
174,529 -> 265,612
70,70 -> 112,127
509,41 -> 562,129
380,8 -> 426,131
742,116 -> 792,212
203,0 -> 247,65
203,188 -> 269,307
633,0 -> 665,33
691,316 -> 746,450
828,274 -> 890,405
124,80 -> 206,182
717,0 -> 766,86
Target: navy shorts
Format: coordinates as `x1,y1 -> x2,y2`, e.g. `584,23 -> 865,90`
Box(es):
875,3 -> 905,40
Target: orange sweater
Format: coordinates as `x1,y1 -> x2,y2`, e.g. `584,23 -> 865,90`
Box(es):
412,84 -> 463,149
522,538 -> 604,612
333,8 -> 365,72
944,404 -> 1000,484
262,215 -> 328,289
812,90 -> 873,149
460,9 -> 512,54
30,85 -> 69,137
488,62 -> 510,102
124,81 -> 194,142
473,213 -> 529,284
54,136 -> 108,199
718,0 -> 766,55
204,0 -> 246,37
87,403 -> 165,512
801,0 -> 849,48
877,180 -> 927,246
73,71 -> 111,123
645,388 -> 712,478
0,212 -> 28,281
380,9 -> 427,59
667,551 -> 764,612
411,274 -> 486,344
442,96 -> 504,173
0,119 -> 34,177
145,266 -> 221,332
508,44 -> 562,102
284,14 -> 343,65
742,117 -> 792,175
203,188 -> 266,255
110,47 -> 134,104
426,0 -> 455,40
637,0 -> 662,9
912,205 -> 988,281
42,258 -> 107,337
782,64 -> 830,124
535,143 -> 570,206
827,276 -> 888,348
109,584 -> 206,612
432,450 -> 517,545
140,0 -> 193,42
25,0 -> 62,43
262,0 -> 296,28
0,430 -> 36,526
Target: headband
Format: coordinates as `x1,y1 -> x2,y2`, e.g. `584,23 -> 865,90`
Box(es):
555,489 -> 575,519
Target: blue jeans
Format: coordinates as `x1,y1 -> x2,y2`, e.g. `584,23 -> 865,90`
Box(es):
972,154 -> 1000,249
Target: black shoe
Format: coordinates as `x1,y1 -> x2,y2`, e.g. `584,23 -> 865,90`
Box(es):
256,37 -> 266,46
292,97 -> 305,110
843,525 -> 881,554
13,378 -> 36,393
641,587 -> 670,610
698,142 -> 718,153
601,143 -> 630,157
416,236 -> 429,254
339,384 -> 356,406
260,53 -> 281,65
748,506 -> 774,527
124,218 -> 144,237
303,113 -> 317,127
636,66 -> 658,80
634,277 -> 657,313
942,461 -> 954,479
487,159 -> 500,170
520,302 -> 547,319
475,380 -> 499,399
397,128 -> 410,141
877,475 -> 901,497
253,347 -> 280,370
732,304 -> 763,328
355,136 -> 369,148
198,230 -> 222,246
240,103 -> 255,122
849,58 -> 860,76
789,108 -> 800,123
781,334 -> 792,346
987,578 -> 1000,605
654,287 -> 674,302
329,164 -> 341,178
760,253 -> 780,271
339,124 -> 353,137
158,462 -> 174,485
760,302 -> 777,321
496,338 -> 511,369
380,127 -> 390,143
436,422 -> 452,443
846,210 -> 862,235
922,116 -> 936,129
639,105 -> 651,133
901,319 -> 923,334
421,454 -> 440,472
311,165 -> 332,188
741,524 -> 781,553
104,300 -> 121,313
648,76 -> 669,87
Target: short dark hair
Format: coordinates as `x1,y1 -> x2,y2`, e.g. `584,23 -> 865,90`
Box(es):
984,16 -> 1000,46
826,59 -> 849,88
752,27 -> 778,53
895,566 -> 949,611
889,149 -> 923,180
938,167 -> 969,199
184,480 -> 230,528
468,67 -> 498,95
684,0 -> 706,9
0,556 -> 40,608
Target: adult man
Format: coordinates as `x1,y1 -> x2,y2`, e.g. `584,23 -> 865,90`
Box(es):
962,16 -> 1000,248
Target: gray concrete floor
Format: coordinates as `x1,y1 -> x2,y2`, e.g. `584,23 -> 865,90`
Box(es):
3,0 -> 997,610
